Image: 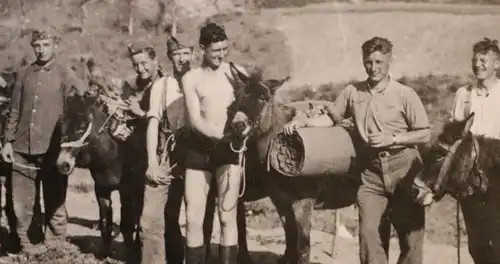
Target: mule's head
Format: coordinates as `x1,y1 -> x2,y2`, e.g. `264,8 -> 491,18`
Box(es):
413,113 -> 475,206
57,90 -> 98,175
226,62 -> 291,139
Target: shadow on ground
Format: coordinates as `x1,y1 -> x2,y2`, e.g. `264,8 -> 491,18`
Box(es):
205,243 -> 322,264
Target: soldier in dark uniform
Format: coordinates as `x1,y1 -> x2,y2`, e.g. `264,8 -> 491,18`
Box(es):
116,39 -> 164,258
1,26 -> 88,254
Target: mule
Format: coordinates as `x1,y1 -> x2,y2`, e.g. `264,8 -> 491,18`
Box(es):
225,63 -> 391,264
413,113 -> 500,264
56,88 -> 145,259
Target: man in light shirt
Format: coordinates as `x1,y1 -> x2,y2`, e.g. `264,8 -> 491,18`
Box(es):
450,38 -> 500,138
448,37 -> 500,264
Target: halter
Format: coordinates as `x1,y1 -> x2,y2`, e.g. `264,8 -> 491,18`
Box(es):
60,121 -> 93,148
433,139 -> 463,195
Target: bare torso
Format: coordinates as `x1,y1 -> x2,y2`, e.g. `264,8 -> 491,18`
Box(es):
192,62 -> 236,134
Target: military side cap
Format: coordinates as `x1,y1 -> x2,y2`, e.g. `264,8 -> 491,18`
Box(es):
127,39 -> 154,55
31,26 -> 61,44
167,33 -> 194,53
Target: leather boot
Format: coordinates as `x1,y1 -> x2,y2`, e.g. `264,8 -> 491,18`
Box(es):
219,245 -> 238,264
185,245 -> 206,264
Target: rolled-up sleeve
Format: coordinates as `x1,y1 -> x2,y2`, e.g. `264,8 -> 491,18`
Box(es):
3,69 -> 25,143
449,86 -> 469,122
403,89 -> 430,130
147,76 -> 166,121
325,85 -> 351,124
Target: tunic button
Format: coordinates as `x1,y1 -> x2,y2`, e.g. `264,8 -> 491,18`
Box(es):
30,122 -> 34,127
32,109 -> 36,113
34,95 -> 39,100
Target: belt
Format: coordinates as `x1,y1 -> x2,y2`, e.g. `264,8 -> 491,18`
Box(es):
376,147 -> 408,159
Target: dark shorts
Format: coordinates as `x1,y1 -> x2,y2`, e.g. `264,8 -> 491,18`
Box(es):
184,132 -> 239,172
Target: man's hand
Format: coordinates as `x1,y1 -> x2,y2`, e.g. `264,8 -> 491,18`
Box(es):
283,120 -> 304,136
145,161 -> 161,186
127,98 -> 145,117
1,142 -> 13,163
368,131 -> 395,148
339,118 -> 355,128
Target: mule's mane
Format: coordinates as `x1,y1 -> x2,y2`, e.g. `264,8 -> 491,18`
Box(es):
438,119 -> 467,144
475,135 -> 500,173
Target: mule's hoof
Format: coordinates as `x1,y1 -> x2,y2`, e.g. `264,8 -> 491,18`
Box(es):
237,252 -> 255,264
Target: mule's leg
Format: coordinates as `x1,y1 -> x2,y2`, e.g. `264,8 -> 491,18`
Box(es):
94,186 -> 113,259
460,197 -> 494,264
120,185 -> 142,262
237,199 -> 254,264
389,190 -> 425,264
290,198 -> 314,264
270,192 -> 297,264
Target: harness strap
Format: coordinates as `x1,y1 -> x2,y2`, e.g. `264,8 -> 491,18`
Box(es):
471,137 -> 488,193
434,139 -> 463,193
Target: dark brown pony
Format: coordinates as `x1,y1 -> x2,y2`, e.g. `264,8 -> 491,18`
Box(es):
225,63 -> 391,264
413,113 -> 500,263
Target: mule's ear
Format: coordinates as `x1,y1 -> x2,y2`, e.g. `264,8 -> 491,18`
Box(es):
462,112 -> 475,137
268,76 -> 291,95
229,62 -> 249,87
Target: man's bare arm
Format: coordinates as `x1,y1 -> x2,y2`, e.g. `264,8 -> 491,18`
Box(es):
182,71 -> 221,139
294,115 -> 334,128
146,118 -> 160,166
393,129 -> 431,146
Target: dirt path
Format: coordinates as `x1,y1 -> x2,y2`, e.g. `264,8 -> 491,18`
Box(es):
60,190 -> 473,264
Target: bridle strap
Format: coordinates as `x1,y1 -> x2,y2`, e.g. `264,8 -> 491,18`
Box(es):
434,138 -> 463,193
60,121 -> 93,148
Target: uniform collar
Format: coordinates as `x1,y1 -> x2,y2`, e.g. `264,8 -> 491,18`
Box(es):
31,57 -> 56,72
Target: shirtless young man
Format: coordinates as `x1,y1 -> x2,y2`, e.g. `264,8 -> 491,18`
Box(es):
182,22 -> 247,264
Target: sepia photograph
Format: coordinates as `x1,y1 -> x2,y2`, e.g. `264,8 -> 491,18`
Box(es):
0,0 -> 498,263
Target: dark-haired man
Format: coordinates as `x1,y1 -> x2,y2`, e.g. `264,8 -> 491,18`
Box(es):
1,26 -> 88,253
182,22 -> 247,264
448,37 -> 500,263
284,36 -> 430,264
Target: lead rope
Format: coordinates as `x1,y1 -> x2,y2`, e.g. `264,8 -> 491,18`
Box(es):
230,136 -> 249,198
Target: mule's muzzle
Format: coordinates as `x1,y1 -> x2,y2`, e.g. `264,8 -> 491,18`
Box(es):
57,149 -> 76,175
411,177 -> 435,207
231,112 -> 252,138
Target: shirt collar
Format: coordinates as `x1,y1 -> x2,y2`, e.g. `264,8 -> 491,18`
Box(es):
31,57 -> 56,72
364,76 -> 392,94
475,78 -> 500,97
